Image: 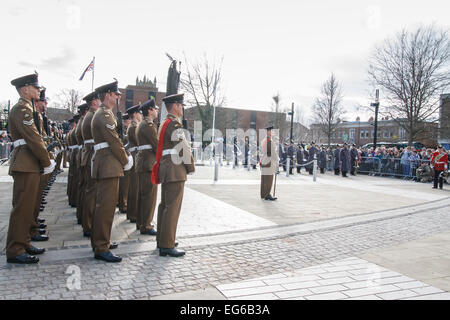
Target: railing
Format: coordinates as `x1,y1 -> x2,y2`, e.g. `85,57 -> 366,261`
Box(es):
358,156 -> 432,180
0,142 -> 12,165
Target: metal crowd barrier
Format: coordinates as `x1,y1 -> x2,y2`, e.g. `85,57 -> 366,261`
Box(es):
358,156 -> 431,179
0,142 -> 12,164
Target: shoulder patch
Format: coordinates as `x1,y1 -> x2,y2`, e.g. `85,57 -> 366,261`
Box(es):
24,113 -> 30,118
23,119 -> 34,126
106,123 -> 116,130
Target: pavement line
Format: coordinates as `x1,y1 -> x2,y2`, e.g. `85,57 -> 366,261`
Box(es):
1,196 -> 449,264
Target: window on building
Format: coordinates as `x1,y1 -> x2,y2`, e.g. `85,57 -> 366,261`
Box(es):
399,127 -> 406,139
365,130 -> 369,138
383,130 -> 388,138
350,128 -> 355,139
125,90 -> 134,110
148,91 -> 157,100
360,130 -> 365,139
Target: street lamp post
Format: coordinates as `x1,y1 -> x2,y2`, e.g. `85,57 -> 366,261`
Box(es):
212,103 -> 218,182
370,89 -> 380,149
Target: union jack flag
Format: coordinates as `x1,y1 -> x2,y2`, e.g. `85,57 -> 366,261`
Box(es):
79,58 -> 94,81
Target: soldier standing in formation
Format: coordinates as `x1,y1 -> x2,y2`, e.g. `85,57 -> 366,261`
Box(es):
350,143 -> 359,176
260,126 -> 278,201
125,104 -> 142,224
340,142 -> 351,177
296,143 -> 304,174
29,89 -> 51,242
80,91 -> 101,238
90,81 -> 133,262
307,142 -> 318,175
68,114 -> 80,210
75,103 -> 88,227
118,113 -> 131,214
334,144 -> 341,175
6,73 -> 55,264
135,98 -> 159,235
154,93 -> 195,257
318,146 -> 327,174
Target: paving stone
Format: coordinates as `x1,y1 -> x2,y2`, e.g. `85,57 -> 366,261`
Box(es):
232,293 -> 279,300
305,292 -> 348,300
411,286 -> 444,295
376,290 -> 419,300
342,284 -> 401,298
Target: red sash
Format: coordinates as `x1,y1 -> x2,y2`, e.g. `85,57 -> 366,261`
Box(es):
259,137 -> 269,166
151,118 -> 172,184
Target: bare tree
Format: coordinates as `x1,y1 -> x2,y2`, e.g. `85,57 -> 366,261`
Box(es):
52,89 -> 84,114
180,53 -> 226,142
368,24 -> 450,145
311,73 -> 346,146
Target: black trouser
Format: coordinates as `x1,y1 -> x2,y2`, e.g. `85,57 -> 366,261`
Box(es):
297,163 -> 302,173
334,168 -> 340,175
434,170 -> 444,189
342,171 -> 347,177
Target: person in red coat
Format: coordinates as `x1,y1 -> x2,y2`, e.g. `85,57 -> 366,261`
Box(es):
430,144 -> 449,189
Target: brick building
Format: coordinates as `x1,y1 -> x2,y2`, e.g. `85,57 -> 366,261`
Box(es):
183,106 -> 310,143
113,76 -> 166,115
310,117 -> 438,148
439,93 -> 450,149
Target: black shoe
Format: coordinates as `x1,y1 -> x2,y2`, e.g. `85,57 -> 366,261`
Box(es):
39,207 -> 44,212
7,253 -> 39,264
37,218 -> 45,223
70,204 -> 76,208
157,242 -> 178,249
130,219 -> 136,223
38,228 -> 46,235
433,186 -> 437,189
120,210 -> 127,214
38,223 -> 47,229
77,219 -> 82,225
159,248 -> 185,257
31,234 -> 49,242
140,228 -> 157,236
25,246 -> 46,255
94,251 -> 122,263
83,232 -> 91,238
264,195 -> 277,201
41,200 -> 47,205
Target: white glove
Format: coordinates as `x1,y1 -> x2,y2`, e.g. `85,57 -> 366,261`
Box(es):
43,159 -> 56,175
123,154 -> 133,171
445,164 -> 448,170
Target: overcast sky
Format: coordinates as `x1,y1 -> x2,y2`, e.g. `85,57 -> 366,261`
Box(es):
1,0 -> 449,125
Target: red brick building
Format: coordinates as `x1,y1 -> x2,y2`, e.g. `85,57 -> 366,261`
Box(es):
310,117 -> 438,148
112,76 -> 166,114
439,93 -> 450,149
184,106 -> 310,142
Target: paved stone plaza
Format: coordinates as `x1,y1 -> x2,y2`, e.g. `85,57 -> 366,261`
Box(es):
1,164 -> 450,300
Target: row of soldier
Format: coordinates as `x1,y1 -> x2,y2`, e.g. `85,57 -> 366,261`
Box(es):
278,141 -> 359,177
6,73 -> 194,264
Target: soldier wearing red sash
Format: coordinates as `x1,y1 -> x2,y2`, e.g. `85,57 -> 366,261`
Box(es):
153,93 -> 195,257
430,144 -> 448,190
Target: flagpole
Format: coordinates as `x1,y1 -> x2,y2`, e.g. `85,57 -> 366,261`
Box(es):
92,56 -> 95,92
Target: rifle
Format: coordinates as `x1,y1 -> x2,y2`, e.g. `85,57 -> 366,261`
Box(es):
116,110 -> 123,140
43,112 -> 50,136
31,99 -> 41,135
